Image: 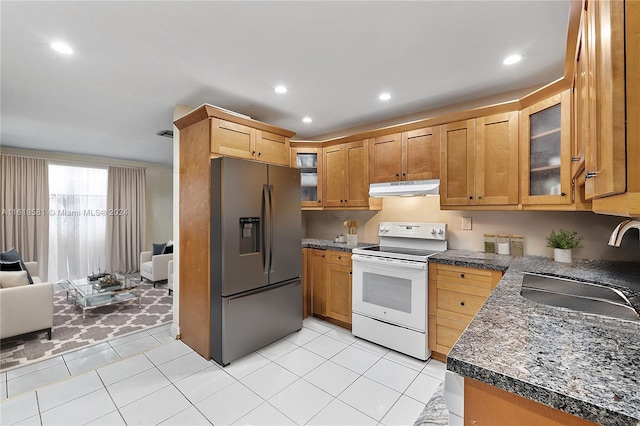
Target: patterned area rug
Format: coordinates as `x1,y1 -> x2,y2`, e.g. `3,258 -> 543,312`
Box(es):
0,278 -> 173,372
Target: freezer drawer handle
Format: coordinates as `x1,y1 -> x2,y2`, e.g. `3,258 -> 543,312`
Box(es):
226,280 -> 301,304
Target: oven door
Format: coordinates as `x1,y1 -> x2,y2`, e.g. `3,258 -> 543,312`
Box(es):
352,254 -> 427,332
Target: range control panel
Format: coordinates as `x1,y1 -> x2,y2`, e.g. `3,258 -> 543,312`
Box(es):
377,222 -> 447,240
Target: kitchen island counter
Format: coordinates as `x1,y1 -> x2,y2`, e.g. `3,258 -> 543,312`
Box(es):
430,251 -> 640,425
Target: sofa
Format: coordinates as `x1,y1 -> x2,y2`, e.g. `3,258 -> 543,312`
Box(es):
140,251 -> 173,286
0,261 -> 54,340
167,260 -> 174,296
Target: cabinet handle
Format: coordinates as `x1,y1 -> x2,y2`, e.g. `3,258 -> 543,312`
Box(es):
571,157 -> 580,162
585,171 -> 597,179
460,301 -> 465,306
561,192 -> 566,197
460,273 -> 465,278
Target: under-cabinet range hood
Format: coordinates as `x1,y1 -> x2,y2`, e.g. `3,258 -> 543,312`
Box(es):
369,179 -> 440,197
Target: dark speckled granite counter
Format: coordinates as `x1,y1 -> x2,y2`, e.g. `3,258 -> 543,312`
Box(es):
429,250 -> 640,425
302,238 -> 377,252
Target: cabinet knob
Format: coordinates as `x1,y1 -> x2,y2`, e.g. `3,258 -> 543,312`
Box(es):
561,192 -> 566,197
402,173 -> 406,176
469,196 -> 473,200
460,301 -> 465,306
252,151 -> 256,155
477,195 -> 482,199
349,271 -> 352,275
258,152 -> 261,157
460,273 -> 465,278
318,200 -> 321,203
338,256 -> 341,260
396,174 -> 400,179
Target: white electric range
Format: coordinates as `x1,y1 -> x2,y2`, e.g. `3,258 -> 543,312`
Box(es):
351,221 -> 447,360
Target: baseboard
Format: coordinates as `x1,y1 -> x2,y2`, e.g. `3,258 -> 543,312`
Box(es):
170,322 -> 180,340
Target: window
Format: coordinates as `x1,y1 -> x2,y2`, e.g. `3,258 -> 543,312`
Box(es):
48,164 -> 108,281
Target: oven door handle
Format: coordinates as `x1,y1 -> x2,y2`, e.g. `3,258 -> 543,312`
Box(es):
351,254 -> 427,270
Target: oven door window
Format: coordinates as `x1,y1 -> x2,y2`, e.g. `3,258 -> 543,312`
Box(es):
362,272 -> 412,313
352,258 -> 427,332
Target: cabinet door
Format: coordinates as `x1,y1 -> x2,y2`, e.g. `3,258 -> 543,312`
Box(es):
211,118 -> 255,159
302,249 -> 310,318
572,10 -> 590,179
584,0 -> 626,199
310,250 -> 327,316
323,145 -> 346,207
402,127 -> 439,181
369,133 -> 402,183
520,90 -> 572,205
476,112 -> 519,205
440,120 -> 475,206
256,130 -> 290,166
292,147 -> 323,208
326,262 -> 352,325
344,140 -> 369,207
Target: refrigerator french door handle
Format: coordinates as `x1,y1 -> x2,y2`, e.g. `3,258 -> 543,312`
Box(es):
268,184 -> 274,274
261,184 -> 269,274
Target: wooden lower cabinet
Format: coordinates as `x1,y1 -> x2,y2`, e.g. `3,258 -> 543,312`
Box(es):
325,252 -> 352,325
428,263 -> 502,359
309,249 -> 327,316
305,249 -> 352,328
464,378 -> 598,426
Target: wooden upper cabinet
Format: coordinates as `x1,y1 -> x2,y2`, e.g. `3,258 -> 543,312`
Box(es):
323,140 -> 369,208
256,130 -> 290,166
344,141 -> 369,207
584,0 -> 626,200
571,7 -> 590,179
369,128 -> 439,184
369,133 -> 402,183
440,120 -> 475,206
211,118 -> 255,160
209,116 -> 291,166
475,112 -> 519,205
403,127 -> 439,181
291,147 -> 323,208
520,90 -> 572,206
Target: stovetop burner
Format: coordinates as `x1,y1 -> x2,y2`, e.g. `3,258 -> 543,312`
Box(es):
358,245 -> 442,258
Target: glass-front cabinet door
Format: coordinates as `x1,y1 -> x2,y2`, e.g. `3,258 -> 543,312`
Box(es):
291,147 -> 323,209
520,90 -> 572,205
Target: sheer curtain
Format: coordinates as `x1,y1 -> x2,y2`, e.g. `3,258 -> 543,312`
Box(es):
0,154 -> 49,278
106,166 -> 146,274
48,163 -> 108,281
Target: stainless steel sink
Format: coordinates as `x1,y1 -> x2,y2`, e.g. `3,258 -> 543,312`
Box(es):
521,272 -> 640,321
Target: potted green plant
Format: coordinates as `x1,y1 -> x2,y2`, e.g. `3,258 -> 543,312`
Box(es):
546,229 -> 582,263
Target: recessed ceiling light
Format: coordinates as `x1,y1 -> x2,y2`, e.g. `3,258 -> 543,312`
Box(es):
51,41 -> 73,55
503,54 -> 523,65
379,93 -> 391,101
274,85 -> 288,94
302,117 -> 312,123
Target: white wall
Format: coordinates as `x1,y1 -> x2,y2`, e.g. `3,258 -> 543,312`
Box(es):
304,196 -> 640,262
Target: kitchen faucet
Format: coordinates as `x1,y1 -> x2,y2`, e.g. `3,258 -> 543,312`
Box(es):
608,219 -> 640,247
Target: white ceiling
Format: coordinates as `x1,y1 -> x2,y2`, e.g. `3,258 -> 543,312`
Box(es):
1,1 -> 571,166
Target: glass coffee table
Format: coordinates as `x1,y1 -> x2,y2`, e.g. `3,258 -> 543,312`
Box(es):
61,274 -> 142,319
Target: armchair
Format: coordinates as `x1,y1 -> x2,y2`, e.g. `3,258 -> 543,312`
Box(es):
140,251 -> 173,286
167,260 -> 174,296
0,261 -> 53,340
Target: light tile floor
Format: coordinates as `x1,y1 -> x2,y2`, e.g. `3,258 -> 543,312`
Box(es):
1,317 -> 445,425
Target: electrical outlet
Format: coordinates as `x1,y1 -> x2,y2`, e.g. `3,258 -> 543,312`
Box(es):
462,217 -> 472,230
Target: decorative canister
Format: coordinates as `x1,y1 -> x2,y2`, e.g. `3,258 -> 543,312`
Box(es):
483,234 -> 496,254
510,235 -> 525,256
497,234 -> 511,255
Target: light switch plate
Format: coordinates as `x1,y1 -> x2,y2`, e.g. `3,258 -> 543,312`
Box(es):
462,217 -> 472,230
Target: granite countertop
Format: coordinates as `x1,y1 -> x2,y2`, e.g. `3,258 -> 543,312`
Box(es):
302,238 -> 377,252
435,250 -> 640,425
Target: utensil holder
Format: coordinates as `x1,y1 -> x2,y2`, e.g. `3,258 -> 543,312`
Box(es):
346,234 -> 357,246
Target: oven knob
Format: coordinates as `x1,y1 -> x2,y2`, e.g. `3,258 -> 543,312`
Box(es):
438,228 -> 444,235
431,228 -> 437,234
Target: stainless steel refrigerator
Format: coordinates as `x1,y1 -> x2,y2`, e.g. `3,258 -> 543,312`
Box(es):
210,157 -> 302,366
